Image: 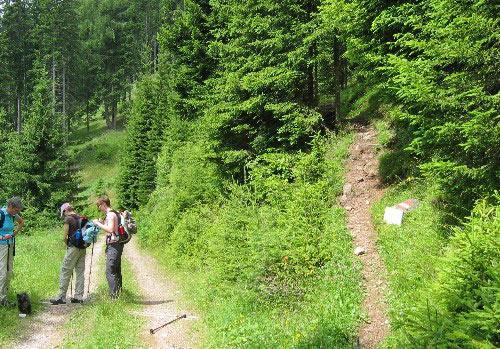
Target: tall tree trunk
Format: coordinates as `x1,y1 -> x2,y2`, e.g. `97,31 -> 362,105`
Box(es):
52,56 -> 56,117
86,100 -> 90,134
333,34 -> 341,128
307,44 -> 315,106
153,39 -> 159,72
16,93 -> 21,133
111,98 -> 117,129
104,102 -> 110,129
62,62 -> 66,132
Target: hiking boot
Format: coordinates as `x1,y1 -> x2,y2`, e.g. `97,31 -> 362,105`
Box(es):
0,299 -> 16,307
49,297 -> 66,305
70,298 -> 84,304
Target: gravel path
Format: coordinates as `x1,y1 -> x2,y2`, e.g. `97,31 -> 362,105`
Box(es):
341,124 -> 390,348
9,237 -> 105,349
124,238 -> 198,349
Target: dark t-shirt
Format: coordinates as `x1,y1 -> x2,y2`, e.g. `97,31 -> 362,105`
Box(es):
64,214 -> 80,236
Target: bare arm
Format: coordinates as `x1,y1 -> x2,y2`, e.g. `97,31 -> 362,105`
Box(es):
13,215 -> 24,235
93,212 -> 117,234
63,223 -> 69,244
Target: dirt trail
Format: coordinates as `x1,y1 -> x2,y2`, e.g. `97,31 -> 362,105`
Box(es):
124,238 -> 198,349
9,238 -> 105,349
341,124 -> 389,348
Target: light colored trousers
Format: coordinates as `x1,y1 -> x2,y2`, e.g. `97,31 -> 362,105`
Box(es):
59,246 -> 86,300
0,244 -> 14,302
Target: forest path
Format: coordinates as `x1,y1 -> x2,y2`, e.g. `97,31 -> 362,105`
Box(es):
125,238 -> 198,349
9,237 -> 106,349
341,124 -> 389,348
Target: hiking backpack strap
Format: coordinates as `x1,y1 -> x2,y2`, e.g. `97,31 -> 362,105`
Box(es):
110,210 -> 121,230
0,209 -> 5,229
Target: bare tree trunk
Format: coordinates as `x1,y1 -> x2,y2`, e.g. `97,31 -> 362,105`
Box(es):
333,34 -> 341,128
86,100 -> 90,134
307,44 -> 315,106
104,102 -> 110,129
16,94 -> 21,133
52,56 -> 56,117
153,39 -> 159,72
111,98 -> 117,130
62,63 -> 66,132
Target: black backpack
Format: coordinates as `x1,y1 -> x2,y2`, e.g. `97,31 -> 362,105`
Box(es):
67,214 -> 90,249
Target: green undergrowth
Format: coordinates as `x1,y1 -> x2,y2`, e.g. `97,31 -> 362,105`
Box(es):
372,113 -> 499,347
139,131 -> 363,348
68,118 -> 126,213
0,227 -> 65,344
374,184 -> 499,347
372,180 -> 448,347
62,260 -> 144,348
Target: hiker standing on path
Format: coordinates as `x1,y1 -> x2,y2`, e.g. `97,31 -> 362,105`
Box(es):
93,196 -> 123,298
0,196 -> 24,307
50,203 -> 87,305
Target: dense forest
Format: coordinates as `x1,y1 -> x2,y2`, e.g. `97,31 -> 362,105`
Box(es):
0,0 -> 498,347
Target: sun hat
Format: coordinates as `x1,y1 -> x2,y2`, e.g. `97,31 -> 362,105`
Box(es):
60,203 -> 72,217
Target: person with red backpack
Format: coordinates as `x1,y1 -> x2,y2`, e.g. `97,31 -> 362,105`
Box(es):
50,203 -> 87,305
92,196 -> 123,299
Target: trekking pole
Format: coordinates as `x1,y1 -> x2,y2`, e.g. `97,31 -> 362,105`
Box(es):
150,314 -> 187,334
87,240 -> 95,296
69,271 -> 73,299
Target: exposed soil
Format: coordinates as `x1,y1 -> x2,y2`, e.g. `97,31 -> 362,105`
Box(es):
9,237 -> 105,349
124,238 -> 198,349
340,124 -> 390,348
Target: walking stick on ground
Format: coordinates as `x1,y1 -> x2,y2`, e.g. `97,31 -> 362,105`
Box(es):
87,241 -> 95,296
150,314 -> 187,334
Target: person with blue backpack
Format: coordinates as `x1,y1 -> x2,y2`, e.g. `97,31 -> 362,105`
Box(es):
0,196 -> 24,307
50,203 -> 88,305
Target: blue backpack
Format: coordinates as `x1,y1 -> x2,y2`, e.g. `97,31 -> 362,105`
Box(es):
82,222 -> 100,244
68,215 -> 91,249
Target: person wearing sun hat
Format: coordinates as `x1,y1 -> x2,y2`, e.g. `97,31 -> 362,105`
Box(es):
0,196 -> 24,307
50,202 -> 86,305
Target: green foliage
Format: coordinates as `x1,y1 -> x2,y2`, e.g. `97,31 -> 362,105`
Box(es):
321,0 -> 499,216
140,141 -> 222,245
372,180 -> 448,347
0,60 -> 75,211
118,75 -> 164,208
398,197 -> 499,348
206,0 -> 324,179
140,132 -> 361,347
0,227 -> 65,345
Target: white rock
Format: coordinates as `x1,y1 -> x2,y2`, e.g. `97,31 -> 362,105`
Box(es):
354,246 -> 366,256
343,183 -> 352,195
383,206 -> 404,225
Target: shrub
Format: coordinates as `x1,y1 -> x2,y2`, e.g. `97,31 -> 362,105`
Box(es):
400,196 -> 499,348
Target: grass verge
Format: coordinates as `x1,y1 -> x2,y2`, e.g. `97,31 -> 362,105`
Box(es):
372,180 -> 448,347
61,259 -> 144,348
0,228 -> 65,344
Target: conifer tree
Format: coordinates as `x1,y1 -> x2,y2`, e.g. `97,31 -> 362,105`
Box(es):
2,60 -> 75,209
1,0 -> 35,132
206,0 -> 323,179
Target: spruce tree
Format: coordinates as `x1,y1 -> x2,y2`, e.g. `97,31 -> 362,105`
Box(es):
2,60 -> 75,209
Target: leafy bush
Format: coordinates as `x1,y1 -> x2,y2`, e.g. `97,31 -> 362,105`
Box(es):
399,196 -> 499,348
139,141 -> 221,245
140,132 -> 361,347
